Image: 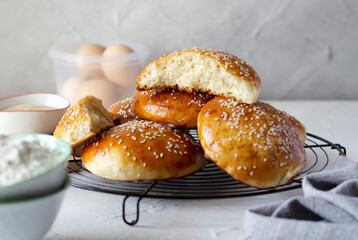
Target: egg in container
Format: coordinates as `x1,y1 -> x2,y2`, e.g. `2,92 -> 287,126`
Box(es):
49,42 -> 149,107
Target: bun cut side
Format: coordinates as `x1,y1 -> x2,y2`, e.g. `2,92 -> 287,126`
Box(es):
136,47 -> 261,104
54,95 -> 114,148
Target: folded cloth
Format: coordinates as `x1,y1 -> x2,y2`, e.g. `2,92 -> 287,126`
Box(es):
244,156 -> 358,240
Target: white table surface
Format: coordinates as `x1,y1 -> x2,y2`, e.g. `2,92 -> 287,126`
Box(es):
44,100 -> 358,240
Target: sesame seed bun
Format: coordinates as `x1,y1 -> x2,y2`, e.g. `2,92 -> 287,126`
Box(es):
197,97 -> 307,188
107,97 -> 137,125
132,89 -> 214,129
82,120 -> 206,181
136,47 -> 261,104
54,95 -> 114,148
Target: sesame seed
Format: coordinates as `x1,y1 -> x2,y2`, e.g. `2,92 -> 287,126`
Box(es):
280,162 -> 287,167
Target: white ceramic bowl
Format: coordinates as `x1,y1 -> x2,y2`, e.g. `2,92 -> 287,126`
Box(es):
0,92 -> 70,134
0,174 -> 71,240
0,134 -> 71,200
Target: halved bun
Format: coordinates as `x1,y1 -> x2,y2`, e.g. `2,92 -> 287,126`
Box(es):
136,47 -> 261,104
54,95 -> 114,148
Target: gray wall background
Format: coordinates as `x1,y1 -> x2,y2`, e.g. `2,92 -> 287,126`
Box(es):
0,0 -> 357,100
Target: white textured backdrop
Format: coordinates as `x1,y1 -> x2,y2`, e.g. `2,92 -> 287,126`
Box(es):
0,0 -> 357,100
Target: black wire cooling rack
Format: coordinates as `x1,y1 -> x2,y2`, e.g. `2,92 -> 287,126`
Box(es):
67,131 -> 346,225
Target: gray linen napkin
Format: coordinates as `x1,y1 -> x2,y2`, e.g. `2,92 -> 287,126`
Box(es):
244,156 -> 358,240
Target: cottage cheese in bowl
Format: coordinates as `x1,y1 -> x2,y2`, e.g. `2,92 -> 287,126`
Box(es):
0,134 -> 71,200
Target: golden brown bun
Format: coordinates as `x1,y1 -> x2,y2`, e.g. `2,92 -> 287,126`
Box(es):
54,95 -> 114,148
132,89 -> 214,129
197,97 -> 307,188
82,120 -> 206,181
136,47 -> 261,104
285,112 -> 306,144
107,97 -> 137,125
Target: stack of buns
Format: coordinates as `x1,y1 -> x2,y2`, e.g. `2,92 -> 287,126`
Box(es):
55,47 -> 307,188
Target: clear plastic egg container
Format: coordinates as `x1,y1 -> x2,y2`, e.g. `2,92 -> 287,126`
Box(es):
49,42 -> 150,107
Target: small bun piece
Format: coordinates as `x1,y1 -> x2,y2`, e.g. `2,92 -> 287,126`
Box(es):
107,97 -> 137,125
136,47 -> 261,104
82,120 -> 206,181
198,97 -> 307,188
132,89 -> 214,128
54,95 -> 114,148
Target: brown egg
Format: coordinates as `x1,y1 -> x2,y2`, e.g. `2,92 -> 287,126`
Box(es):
60,76 -> 86,105
104,44 -> 133,55
102,44 -> 141,88
75,78 -> 120,107
77,43 -> 105,79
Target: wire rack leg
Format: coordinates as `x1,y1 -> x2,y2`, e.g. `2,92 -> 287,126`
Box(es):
122,181 -> 158,226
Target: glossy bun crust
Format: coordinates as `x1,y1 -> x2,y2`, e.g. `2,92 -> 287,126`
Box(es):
107,97 -> 137,125
198,97 -> 307,188
285,113 -> 306,145
82,120 -> 206,181
136,47 -> 261,104
132,89 -> 213,128
54,95 -> 114,148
